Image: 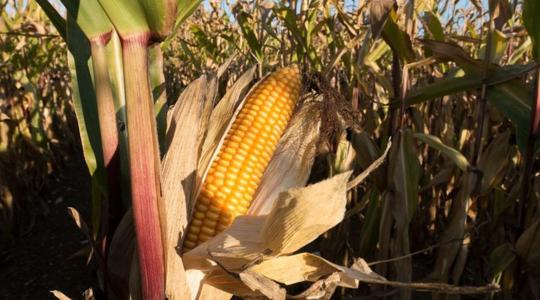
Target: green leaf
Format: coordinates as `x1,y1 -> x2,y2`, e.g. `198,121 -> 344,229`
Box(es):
405,73 -> 480,106
489,244 -> 515,281
478,30 -> 508,63
382,12 -> 414,62
357,190 -> 382,257
236,11 -> 263,61
523,0 -> 540,60
62,0 -> 112,39
97,0 -> 178,38
107,31 -> 131,208
405,64 -> 533,151
516,220 -> 540,268
422,11 -> 444,41
149,45 -> 168,155
487,83 -> 531,150
414,133 -> 470,172
97,0 -> 149,35
391,130 -> 421,223
64,17 -> 105,184
174,0 -> 202,29
369,0 -> 395,38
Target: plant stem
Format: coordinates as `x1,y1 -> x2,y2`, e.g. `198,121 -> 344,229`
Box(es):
90,34 -> 123,243
121,33 -> 165,300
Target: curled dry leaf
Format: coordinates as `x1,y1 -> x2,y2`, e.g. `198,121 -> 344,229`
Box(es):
50,290 -> 71,300
248,253 -> 385,287
249,99 -> 321,215
288,272 -> 342,300
238,270 -> 286,300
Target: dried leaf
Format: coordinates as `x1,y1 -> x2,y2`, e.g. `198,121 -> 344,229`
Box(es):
196,280 -> 233,300
288,272 -> 341,300
161,75 -> 213,300
478,131 -> 511,195
67,207 -> 90,236
50,290 -> 71,300
249,101 -> 321,215
184,172 -> 352,268
261,171 -> 352,255
239,270 -> 286,300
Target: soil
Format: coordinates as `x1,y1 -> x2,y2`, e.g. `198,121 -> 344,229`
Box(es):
0,156 -> 98,300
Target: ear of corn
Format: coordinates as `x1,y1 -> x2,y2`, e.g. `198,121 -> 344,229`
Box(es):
183,66 -> 302,250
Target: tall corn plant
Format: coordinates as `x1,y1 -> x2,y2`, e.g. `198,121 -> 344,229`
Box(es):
37,0 -> 201,298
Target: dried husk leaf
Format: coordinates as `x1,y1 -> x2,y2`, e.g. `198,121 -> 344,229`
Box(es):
260,171 -> 352,255
160,75 -> 215,300
50,290 -> 71,300
183,137 -> 394,297
238,270 -> 286,300
249,99 -> 321,215
249,253 -> 499,295
184,172 -> 352,269
248,253 -> 385,287
288,272 -> 342,300
197,281 -> 233,300
202,268 -> 257,296
198,66 -> 257,179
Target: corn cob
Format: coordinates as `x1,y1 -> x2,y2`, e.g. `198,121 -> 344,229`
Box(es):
183,66 -> 302,251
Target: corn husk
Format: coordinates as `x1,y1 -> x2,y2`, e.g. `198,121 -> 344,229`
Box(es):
248,98 -> 321,215
182,165 -> 429,299
179,68 -> 384,299
160,74 -> 217,300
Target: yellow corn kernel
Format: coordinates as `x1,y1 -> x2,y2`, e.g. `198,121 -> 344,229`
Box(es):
183,66 -> 301,251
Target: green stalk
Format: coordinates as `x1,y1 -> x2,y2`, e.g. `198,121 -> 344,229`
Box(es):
89,32 -> 123,250
121,33 -> 165,300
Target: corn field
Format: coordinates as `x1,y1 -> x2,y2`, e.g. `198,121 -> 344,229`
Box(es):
1,0 -> 540,299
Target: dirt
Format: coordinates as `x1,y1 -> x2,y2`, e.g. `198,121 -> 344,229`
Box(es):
0,156 -> 98,300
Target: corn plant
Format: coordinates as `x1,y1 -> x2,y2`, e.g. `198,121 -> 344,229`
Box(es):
19,0 -> 540,299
